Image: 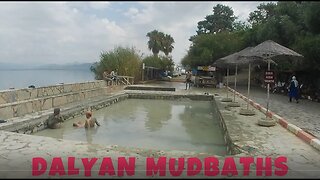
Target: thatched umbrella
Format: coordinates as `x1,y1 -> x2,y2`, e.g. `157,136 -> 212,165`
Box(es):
215,47 -> 271,115
240,40 -> 304,126
215,47 -> 254,107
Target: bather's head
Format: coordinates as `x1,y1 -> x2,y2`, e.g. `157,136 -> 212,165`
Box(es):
85,111 -> 92,118
53,108 -> 60,116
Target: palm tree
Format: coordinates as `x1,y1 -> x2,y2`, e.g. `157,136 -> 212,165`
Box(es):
146,30 -> 165,57
162,34 -> 175,57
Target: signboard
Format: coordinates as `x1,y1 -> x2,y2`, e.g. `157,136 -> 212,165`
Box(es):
264,71 -> 275,84
197,66 -> 216,71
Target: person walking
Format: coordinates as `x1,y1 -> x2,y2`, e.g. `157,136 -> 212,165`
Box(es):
185,70 -> 192,90
288,76 -> 299,103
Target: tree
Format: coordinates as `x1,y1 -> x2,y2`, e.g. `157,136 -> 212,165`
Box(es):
142,55 -> 162,69
182,32 -> 244,68
196,4 -> 236,34
146,30 -> 165,56
293,35 -> 320,71
160,55 -> 175,71
233,20 -> 250,32
184,1 -> 320,75
146,30 -> 175,57
142,55 -> 174,71
248,3 -> 277,26
161,34 -> 175,56
303,2 -> 320,34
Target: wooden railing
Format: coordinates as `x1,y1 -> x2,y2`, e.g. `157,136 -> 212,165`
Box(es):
104,76 -> 134,86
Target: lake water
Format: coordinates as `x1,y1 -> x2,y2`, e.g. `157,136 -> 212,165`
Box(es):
33,99 -> 227,155
0,69 -> 95,90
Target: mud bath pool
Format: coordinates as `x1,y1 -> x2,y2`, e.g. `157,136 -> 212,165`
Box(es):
33,99 -> 227,155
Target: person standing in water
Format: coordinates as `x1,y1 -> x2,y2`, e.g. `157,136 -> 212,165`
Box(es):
73,111 -> 100,128
84,111 -> 100,128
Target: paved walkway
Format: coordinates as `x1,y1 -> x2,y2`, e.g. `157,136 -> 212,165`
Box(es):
233,85 -> 320,139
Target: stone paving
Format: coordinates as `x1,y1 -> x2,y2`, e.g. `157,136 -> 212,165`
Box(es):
0,81 -> 319,178
234,85 -> 320,139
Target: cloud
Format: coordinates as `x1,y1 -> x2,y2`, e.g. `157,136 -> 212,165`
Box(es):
124,7 -> 139,18
0,2 -> 126,64
222,1 -> 268,22
88,2 -> 110,10
0,2 -> 262,65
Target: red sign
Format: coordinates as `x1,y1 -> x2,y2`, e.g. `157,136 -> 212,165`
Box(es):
265,71 -> 275,84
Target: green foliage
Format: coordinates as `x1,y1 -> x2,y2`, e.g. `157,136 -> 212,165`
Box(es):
160,56 -> 175,71
143,55 -> 174,71
197,4 -> 236,34
162,34 -> 175,56
293,35 -> 320,71
303,2 -> 320,34
248,3 -> 277,26
233,21 -> 250,32
90,46 -> 142,81
183,1 -> 320,74
182,32 -> 244,68
146,30 -> 164,56
146,30 -> 175,57
142,56 -> 162,69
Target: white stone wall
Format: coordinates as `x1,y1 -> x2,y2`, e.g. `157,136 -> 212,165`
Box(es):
0,80 -> 110,120
0,80 -> 106,104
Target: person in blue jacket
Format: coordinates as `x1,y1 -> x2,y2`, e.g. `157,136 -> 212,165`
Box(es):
288,76 -> 299,103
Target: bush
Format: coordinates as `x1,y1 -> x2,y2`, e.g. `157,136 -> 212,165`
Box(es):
90,46 -> 143,82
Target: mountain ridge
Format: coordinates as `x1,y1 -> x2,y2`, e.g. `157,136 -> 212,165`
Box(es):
0,62 -> 94,70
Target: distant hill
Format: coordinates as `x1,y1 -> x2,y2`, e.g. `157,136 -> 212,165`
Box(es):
0,62 -> 36,70
35,63 -> 93,70
0,62 -> 94,70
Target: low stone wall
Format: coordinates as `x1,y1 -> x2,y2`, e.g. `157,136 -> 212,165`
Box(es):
125,85 -> 175,91
0,93 -> 128,134
0,80 -> 106,104
0,80 -> 129,120
128,93 -> 214,101
211,99 -> 240,155
0,87 -> 109,119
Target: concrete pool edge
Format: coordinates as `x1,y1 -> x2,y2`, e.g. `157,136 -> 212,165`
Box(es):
0,90 -> 238,157
227,86 -> 320,152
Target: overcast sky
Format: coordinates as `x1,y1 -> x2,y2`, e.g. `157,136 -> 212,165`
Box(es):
0,1 -> 270,65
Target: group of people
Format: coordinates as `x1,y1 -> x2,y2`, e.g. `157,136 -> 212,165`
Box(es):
103,70 -> 118,81
47,108 -> 100,129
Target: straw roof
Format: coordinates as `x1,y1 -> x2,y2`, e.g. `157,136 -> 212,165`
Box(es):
240,40 -> 304,59
214,47 -> 270,68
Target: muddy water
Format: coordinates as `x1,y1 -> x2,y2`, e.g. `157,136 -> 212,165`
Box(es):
33,99 -> 226,155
